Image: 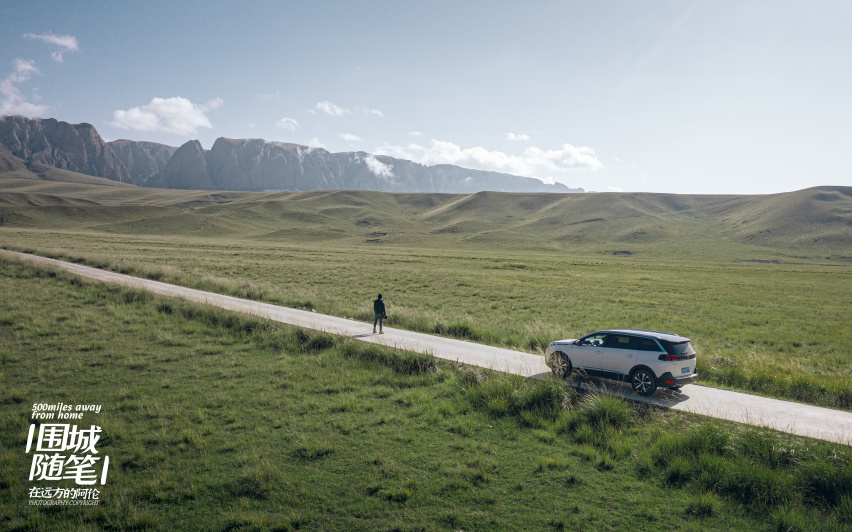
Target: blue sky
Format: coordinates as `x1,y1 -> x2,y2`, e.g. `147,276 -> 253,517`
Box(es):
1,0 -> 850,194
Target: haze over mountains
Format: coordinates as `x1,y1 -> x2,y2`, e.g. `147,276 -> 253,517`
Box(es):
0,116 -> 581,194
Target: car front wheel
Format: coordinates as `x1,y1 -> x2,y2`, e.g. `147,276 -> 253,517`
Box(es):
630,369 -> 657,396
552,352 -> 572,379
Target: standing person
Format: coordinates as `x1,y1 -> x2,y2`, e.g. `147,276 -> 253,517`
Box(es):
373,294 -> 386,334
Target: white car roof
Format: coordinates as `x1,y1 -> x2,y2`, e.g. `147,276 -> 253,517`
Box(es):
596,328 -> 690,343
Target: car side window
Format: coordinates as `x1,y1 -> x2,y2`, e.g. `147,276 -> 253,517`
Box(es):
604,335 -> 632,349
579,334 -> 606,347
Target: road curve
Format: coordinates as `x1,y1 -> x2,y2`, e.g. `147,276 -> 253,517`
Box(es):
4,249 -> 851,446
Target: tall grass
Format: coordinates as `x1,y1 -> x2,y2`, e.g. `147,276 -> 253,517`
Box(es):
341,341 -> 436,376
465,372 -> 570,423
645,421 -> 852,515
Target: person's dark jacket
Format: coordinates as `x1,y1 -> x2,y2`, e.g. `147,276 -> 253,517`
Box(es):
374,299 -> 386,315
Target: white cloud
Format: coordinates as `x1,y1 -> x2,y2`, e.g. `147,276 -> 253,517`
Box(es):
22,33 -> 78,63
311,101 -> 349,116
339,133 -> 361,142
109,96 -> 223,137
0,59 -> 48,117
408,131 -> 423,137
506,133 -> 529,141
22,33 -> 78,51
356,105 -> 384,117
9,59 -> 39,83
607,186 -> 624,192
276,117 -> 298,131
375,139 -> 603,183
364,155 -> 394,180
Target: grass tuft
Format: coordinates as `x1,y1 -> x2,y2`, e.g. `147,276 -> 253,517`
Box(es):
665,457 -> 693,486
686,491 -> 718,518
466,373 -> 569,423
838,495 -> 852,523
341,341 -> 435,376
796,459 -> 852,507
537,456 -> 571,472
229,466 -> 285,500
577,393 -> 631,429
293,443 -> 335,461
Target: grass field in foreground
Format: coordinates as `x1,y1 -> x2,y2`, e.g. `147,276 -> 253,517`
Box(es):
2,226 -> 851,411
1,256 -> 851,531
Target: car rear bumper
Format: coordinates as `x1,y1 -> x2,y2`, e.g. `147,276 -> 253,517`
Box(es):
658,372 -> 698,387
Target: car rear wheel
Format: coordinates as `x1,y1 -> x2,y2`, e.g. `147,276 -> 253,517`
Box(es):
630,369 -> 657,396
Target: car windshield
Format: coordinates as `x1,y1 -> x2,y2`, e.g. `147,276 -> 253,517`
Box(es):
660,340 -> 693,356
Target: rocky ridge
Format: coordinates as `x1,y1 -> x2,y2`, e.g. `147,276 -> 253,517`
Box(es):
107,139 -> 177,186
0,116 -> 583,194
159,137 -> 579,193
0,116 -> 131,183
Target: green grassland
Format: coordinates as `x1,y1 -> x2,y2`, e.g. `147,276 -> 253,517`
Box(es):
2,256 -> 851,531
2,170 -> 851,258
2,170 -> 851,408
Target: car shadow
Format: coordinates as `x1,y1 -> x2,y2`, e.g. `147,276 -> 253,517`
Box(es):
530,371 -> 693,407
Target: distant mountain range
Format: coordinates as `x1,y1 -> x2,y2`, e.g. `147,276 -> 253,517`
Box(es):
0,116 -> 582,194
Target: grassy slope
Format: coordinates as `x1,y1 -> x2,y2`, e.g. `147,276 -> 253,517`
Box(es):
2,169 -> 851,258
2,257 -> 850,531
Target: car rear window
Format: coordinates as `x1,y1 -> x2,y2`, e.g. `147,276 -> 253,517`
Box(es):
660,340 -> 693,356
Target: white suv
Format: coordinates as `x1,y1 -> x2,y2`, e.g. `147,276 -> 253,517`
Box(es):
545,329 -> 698,396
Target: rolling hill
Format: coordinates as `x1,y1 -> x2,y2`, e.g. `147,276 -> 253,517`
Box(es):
1,151 -> 850,261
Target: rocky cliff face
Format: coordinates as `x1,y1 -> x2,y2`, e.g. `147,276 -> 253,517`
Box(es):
0,145 -> 27,172
0,116 -> 583,194
108,139 -> 177,186
149,139 -> 214,190
153,137 -> 580,193
0,116 -> 131,183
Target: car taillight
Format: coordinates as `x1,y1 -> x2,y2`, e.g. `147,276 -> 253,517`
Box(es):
658,353 -> 694,361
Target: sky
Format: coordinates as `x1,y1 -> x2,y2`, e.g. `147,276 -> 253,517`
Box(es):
1,0 -> 850,194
